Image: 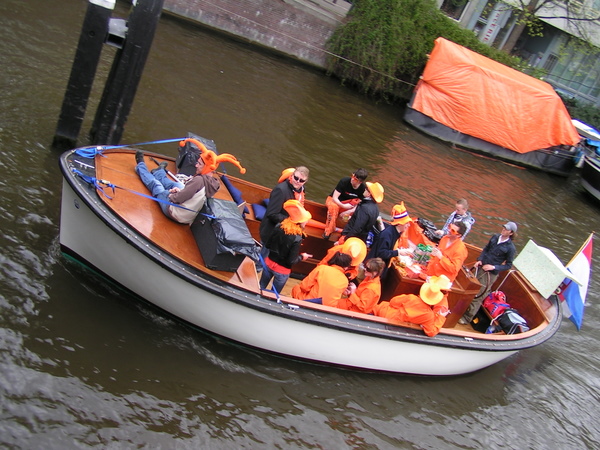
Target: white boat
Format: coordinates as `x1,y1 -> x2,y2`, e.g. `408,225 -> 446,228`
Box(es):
572,119 -> 600,141
59,143 -> 562,376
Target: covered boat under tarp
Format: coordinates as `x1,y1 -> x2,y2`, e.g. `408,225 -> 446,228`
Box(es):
405,37 -> 582,176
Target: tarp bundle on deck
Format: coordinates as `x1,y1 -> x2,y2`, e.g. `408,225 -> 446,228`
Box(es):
411,37 -> 581,154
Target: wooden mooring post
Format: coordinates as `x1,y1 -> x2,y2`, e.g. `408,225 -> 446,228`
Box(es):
53,0 -> 164,149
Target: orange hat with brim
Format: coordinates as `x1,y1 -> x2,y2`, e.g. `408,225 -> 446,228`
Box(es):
341,237 -> 367,266
283,199 -> 312,224
420,275 -> 452,305
278,168 -> 295,183
366,182 -> 384,203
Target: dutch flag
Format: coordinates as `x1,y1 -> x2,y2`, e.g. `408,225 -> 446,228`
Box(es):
558,233 -> 594,330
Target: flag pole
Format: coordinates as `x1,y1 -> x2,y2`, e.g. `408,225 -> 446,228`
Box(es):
566,232 -> 594,266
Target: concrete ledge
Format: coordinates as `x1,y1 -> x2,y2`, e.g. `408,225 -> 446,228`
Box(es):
162,0 -> 349,69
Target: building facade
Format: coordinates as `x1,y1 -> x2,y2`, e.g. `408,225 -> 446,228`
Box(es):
438,0 -> 600,106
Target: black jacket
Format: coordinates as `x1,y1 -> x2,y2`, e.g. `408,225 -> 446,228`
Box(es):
266,224 -> 304,269
341,199 -> 379,243
478,234 -> 516,275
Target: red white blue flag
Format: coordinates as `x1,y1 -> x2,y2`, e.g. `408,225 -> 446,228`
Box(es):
558,233 -> 593,330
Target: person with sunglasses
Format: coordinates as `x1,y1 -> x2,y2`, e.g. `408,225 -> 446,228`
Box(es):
338,258 -> 386,314
259,166 -> 310,258
323,168 -> 368,240
426,221 -> 468,282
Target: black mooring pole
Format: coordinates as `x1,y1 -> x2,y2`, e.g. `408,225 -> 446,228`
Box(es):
90,0 -> 165,145
53,0 -> 114,150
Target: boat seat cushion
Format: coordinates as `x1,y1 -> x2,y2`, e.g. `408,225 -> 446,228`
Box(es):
252,203 -> 267,221
220,174 -> 249,214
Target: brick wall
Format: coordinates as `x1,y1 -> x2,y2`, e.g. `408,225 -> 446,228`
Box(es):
163,0 -> 349,68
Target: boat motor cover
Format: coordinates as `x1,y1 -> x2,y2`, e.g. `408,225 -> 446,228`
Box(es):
411,37 -> 581,154
204,198 -> 260,261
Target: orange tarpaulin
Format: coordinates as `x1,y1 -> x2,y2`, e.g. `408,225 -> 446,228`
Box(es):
412,37 -> 581,154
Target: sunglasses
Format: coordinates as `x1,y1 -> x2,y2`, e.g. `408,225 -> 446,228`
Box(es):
293,174 -> 307,183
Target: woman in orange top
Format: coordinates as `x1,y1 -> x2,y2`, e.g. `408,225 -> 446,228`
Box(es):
291,252 -> 351,308
374,275 -> 452,337
338,258 -> 385,314
318,237 -> 366,281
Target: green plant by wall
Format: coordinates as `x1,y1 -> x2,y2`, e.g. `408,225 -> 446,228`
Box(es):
561,95 -> 600,131
326,0 -> 526,102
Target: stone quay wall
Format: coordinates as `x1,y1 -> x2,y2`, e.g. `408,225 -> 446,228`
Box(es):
162,0 -> 352,69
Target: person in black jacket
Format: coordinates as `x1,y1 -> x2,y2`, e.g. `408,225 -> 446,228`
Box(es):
461,221 -> 517,323
259,166 -> 309,258
367,202 -> 414,278
260,200 -> 312,293
338,181 -> 384,245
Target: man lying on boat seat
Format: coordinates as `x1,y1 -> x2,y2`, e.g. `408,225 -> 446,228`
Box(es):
134,147 -> 245,224
374,275 -> 452,337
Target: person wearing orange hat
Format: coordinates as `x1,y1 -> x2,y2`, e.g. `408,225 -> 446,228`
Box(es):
338,181 -> 383,245
338,258 -> 385,314
367,202 -> 414,278
323,168 -> 368,240
426,221 -> 468,282
259,166 -> 310,258
260,200 -> 313,293
291,252 -> 352,308
374,275 -> 452,337
317,236 -> 367,281
134,147 -> 231,224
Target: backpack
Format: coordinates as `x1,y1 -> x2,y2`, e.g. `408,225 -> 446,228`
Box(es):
417,217 -> 441,244
496,308 -> 529,334
482,291 -> 510,318
176,132 -> 217,176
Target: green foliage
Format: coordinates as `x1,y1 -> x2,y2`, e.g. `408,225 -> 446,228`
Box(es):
326,0 -> 527,102
560,95 -> 600,130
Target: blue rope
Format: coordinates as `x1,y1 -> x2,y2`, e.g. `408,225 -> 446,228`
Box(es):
72,168 -> 115,199
74,137 -> 187,159
75,147 -> 106,159
258,252 -> 282,302
70,167 -> 217,216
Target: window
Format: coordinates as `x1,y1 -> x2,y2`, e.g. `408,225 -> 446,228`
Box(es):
440,0 -> 469,20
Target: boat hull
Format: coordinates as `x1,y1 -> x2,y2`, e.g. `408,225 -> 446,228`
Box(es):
404,106 -> 577,177
581,155 -> 600,202
59,149 -> 561,376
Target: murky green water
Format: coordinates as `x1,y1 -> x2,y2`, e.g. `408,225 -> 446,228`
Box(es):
1,0 -> 599,447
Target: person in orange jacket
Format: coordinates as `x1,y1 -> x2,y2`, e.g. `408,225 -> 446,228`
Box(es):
426,222 -> 468,282
338,258 -> 385,314
291,252 -> 352,308
374,275 -> 452,337
318,237 -> 366,281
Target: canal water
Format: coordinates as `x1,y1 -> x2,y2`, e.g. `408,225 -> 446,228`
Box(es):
1,0 -> 599,447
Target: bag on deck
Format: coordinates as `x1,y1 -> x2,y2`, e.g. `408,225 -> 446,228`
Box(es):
482,291 -> 510,318
176,132 -> 218,176
496,308 -> 529,335
417,217 -> 441,244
